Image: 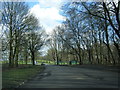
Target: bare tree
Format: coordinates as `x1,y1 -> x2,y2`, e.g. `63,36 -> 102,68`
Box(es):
1,2 -> 44,67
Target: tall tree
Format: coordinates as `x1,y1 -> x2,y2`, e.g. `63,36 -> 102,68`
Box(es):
28,30 -> 45,65
59,1 -> 119,65
2,2 -> 29,67
1,2 -> 42,67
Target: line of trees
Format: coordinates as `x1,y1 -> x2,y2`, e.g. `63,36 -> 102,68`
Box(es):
1,2 -> 45,67
45,2 -> 120,65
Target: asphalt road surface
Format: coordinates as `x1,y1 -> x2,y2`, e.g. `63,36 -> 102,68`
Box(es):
19,65 -> 119,88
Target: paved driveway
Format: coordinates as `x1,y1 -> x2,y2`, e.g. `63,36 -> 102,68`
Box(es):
20,65 -> 119,88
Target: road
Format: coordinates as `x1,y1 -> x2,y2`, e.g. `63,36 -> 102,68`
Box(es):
19,65 -> 119,88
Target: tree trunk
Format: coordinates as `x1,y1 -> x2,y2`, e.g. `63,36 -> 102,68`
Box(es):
88,49 -> 92,64
78,53 -> 82,65
15,50 -> 19,67
114,42 -> 120,64
95,42 -> 100,64
9,45 -> 14,67
24,49 -> 28,65
99,30 -> 103,64
31,51 -> 35,65
103,3 -> 116,65
56,54 -> 59,65
15,32 -> 19,67
9,12 -> 14,67
55,47 -> 59,65
104,8 -> 110,64
25,54 -> 28,65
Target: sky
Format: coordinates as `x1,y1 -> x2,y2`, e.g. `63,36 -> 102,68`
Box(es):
28,0 -> 66,34
25,0 -> 67,56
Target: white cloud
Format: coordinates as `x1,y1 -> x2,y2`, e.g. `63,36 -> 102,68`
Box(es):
29,0 -> 65,34
37,0 -> 62,8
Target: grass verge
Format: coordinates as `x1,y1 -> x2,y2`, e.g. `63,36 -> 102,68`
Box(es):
2,65 -> 45,88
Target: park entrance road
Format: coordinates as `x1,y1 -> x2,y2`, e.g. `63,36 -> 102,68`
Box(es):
20,65 -> 119,88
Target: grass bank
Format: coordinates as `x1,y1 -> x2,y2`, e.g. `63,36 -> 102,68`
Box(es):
2,65 -> 45,88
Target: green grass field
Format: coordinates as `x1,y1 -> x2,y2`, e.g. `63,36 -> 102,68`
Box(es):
2,65 -> 45,88
1,59 -> 79,66
1,60 -> 55,65
36,60 -> 55,65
